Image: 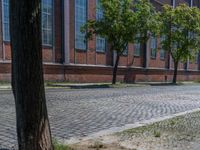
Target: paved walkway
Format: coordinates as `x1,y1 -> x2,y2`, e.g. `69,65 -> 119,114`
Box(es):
1,85 -> 200,149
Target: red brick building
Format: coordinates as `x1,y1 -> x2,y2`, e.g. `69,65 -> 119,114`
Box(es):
0,0 -> 200,83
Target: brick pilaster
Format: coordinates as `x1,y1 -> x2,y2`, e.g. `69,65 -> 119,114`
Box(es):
87,0 -> 96,65
54,0 -> 63,63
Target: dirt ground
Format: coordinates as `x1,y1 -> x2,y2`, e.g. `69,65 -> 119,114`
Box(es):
69,111 -> 200,150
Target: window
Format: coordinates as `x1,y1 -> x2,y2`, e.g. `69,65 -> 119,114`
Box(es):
122,44 -> 128,55
96,0 -> 103,20
42,0 -> 53,46
188,49 -> 193,64
2,0 -> 9,41
134,43 -> 140,56
134,34 -> 141,56
160,49 -> 165,60
195,53 -> 199,64
75,0 -> 87,50
96,0 -> 106,52
2,0 -> 53,46
160,36 -> 165,60
96,37 -> 106,52
172,42 -> 177,50
150,36 -> 157,58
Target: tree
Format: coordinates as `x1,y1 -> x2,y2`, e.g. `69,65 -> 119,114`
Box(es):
82,0 -> 159,84
9,0 -> 53,149
134,0 -> 160,68
160,4 -> 200,84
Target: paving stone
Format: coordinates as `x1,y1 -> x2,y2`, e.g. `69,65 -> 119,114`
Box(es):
1,86 -> 200,149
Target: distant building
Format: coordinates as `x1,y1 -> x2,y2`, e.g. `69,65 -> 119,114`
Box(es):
0,0 -> 200,82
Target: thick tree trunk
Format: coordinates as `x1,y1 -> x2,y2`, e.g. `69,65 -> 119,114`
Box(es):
112,53 -> 120,84
9,0 -> 53,150
173,61 -> 178,84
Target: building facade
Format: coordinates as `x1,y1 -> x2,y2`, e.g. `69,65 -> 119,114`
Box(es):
0,0 -> 200,82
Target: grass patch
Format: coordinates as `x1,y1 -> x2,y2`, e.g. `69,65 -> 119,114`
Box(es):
153,130 -> 161,138
118,112 -> 200,138
53,140 -> 72,150
0,80 -> 11,85
88,141 -> 106,150
119,123 -> 156,136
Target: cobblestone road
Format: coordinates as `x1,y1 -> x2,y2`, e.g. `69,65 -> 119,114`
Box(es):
1,85 -> 200,149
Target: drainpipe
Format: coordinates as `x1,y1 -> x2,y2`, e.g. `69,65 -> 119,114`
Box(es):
166,0 -> 176,70
61,0 -> 65,64
190,0 -> 193,7
184,0 -> 193,71
172,0 -> 175,8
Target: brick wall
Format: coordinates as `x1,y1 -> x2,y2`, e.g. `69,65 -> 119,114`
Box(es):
0,0 -> 199,83
54,0 -> 63,63
1,0 -> 56,62
176,0 -> 190,6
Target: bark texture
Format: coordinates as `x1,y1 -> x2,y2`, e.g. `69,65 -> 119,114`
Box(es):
112,53 -> 120,84
9,0 -> 53,149
173,61 -> 178,84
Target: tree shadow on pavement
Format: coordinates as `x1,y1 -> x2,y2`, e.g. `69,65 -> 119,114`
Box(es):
150,83 -> 182,86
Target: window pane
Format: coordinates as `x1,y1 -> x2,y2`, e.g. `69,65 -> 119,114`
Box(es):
2,0 -> 53,46
134,34 -> 141,56
2,0 -> 9,41
150,36 -> 157,58
195,53 -> 199,64
160,36 -> 165,60
134,43 -> 140,56
96,0 -> 103,20
96,36 -> 106,52
96,0 -> 106,52
75,0 -> 87,50
42,0 -> 53,46
123,44 -> 128,55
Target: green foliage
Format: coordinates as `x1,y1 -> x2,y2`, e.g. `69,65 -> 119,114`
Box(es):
82,0 -> 160,84
53,140 -> 71,150
160,4 -> 200,64
82,0 -> 159,54
134,0 -> 160,43
153,130 -> 161,138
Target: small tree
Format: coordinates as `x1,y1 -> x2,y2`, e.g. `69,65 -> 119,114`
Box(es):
83,0 -> 137,84
82,0 -> 159,84
134,0 -> 160,67
160,4 -> 200,84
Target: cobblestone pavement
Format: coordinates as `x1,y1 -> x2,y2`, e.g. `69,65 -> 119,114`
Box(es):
1,85 -> 200,149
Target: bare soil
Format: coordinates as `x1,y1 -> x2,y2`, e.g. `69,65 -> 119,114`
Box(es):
69,111 -> 200,150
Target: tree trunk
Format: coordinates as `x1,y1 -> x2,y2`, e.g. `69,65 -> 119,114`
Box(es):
112,53 -> 120,84
173,61 -> 178,84
9,0 -> 53,150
